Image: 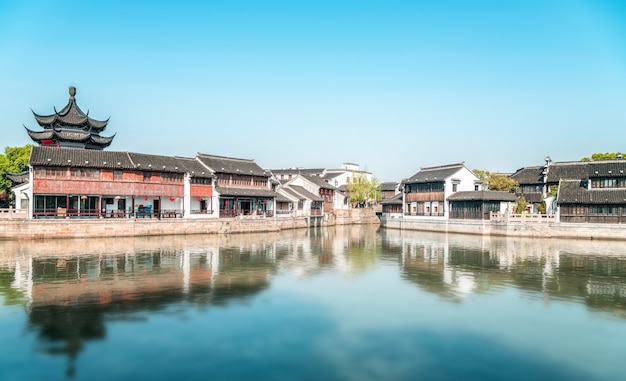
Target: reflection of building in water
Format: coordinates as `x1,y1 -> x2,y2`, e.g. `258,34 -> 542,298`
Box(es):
1,236 -> 281,378
275,224 -> 381,276
382,228 -> 626,317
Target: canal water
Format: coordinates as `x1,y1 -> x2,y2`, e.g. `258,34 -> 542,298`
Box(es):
1,225 -> 625,381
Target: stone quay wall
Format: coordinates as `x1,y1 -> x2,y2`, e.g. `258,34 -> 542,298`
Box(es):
0,209 -> 380,240
380,216 -> 626,241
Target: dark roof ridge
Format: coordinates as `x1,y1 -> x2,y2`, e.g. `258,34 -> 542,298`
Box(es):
197,152 -> 255,163
420,162 -> 465,171
550,161 -> 588,166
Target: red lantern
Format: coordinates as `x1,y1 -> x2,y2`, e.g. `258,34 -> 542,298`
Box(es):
198,197 -> 201,202
144,196 -> 148,201
170,197 -> 175,202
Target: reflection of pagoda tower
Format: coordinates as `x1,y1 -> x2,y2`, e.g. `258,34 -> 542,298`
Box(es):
25,86 -> 115,150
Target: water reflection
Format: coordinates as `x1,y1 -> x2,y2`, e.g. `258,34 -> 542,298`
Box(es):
381,229 -> 626,317
0,226 -> 625,380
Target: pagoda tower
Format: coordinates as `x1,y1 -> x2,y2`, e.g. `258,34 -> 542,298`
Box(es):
25,86 -> 115,150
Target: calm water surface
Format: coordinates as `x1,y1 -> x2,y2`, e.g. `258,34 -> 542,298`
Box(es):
1,226 -> 626,381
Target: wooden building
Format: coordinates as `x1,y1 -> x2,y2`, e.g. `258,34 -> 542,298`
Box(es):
380,193 -> 403,216
448,191 -> 517,220
402,163 -> 480,218
557,159 -> 626,223
513,157 -> 626,223
196,153 -> 277,218
26,146 -> 213,218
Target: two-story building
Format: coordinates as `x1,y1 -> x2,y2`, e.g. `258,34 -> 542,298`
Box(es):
402,163 -> 480,219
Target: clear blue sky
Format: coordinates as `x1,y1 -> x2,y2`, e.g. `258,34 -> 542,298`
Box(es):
1,0 -> 625,181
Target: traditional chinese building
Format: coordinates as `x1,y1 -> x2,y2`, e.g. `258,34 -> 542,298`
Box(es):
25,86 -> 115,150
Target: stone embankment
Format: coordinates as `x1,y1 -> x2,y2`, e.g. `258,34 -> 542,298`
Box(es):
0,209 -> 380,240
380,216 -> 626,241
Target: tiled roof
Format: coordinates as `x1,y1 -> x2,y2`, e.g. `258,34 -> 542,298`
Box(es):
198,153 -> 268,177
517,192 -> 543,203
271,168 -> 325,176
29,146 -> 213,177
512,160 -> 626,186
278,187 -> 303,201
587,160 -> 626,178
557,179 -> 626,205
274,192 -> 292,203
381,182 -> 399,191
287,185 -> 324,201
29,146 -> 134,169
215,186 -> 278,198
128,152 -> 211,176
546,162 -> 588,182
380,193 -> 402,205
403,163 -> 466,184
32,87 -> 109,131
510,166 -> 543,185
6,171 -> 29,184
304,175 -> 336,190
448,191 -> 517,202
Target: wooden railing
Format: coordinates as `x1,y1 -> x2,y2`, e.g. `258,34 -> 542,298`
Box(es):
32,208 -> 185,219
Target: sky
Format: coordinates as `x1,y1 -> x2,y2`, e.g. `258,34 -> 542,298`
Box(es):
1,0 -> 625,182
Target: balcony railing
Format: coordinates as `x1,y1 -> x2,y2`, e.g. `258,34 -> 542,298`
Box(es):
32,208 -> 185,219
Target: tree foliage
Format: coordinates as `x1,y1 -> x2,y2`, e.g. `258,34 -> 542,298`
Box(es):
581,152 -> 625,161
0,144 -> 32,207
473,169 -> 519,192
514,196 -> 528,214
348,174 -> 381,206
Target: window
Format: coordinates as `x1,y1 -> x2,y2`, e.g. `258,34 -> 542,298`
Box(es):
143,172 -> 152,181
452,183 -> 458,192
114,170 -> 123,180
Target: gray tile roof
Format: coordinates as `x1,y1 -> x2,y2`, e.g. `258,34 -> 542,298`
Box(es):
128,153 -> 211,176
380,193 -> 402,205
403,163 -> 466,184
278,187 -> 304,201
6,171 -> 29,184
29,146 -> 213,177
546,162 -> 588,182
271,168 -> 326,176
29,146 -> 134,169
448,191 -> 518,202
587,160 -> 626,178
215,186 -> 278,198
557,179 -> 626,205
518,192 -> 543,203
287,185 -> 324,201
198,153 -> 268,177
512,160 -> 626,187
510,166 -> 543,185
381,182 -> 399,191
303,175 -> 336,190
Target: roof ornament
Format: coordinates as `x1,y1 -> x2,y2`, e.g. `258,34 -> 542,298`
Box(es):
69,86 -> 76,99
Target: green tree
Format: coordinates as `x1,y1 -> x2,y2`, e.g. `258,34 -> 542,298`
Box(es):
473,169 -> 519,192
0,144 -> 32,207
487,173 -> 519,192
581,152 -> 625,161
348,174 -> 381,206
514,196 -> 528,214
